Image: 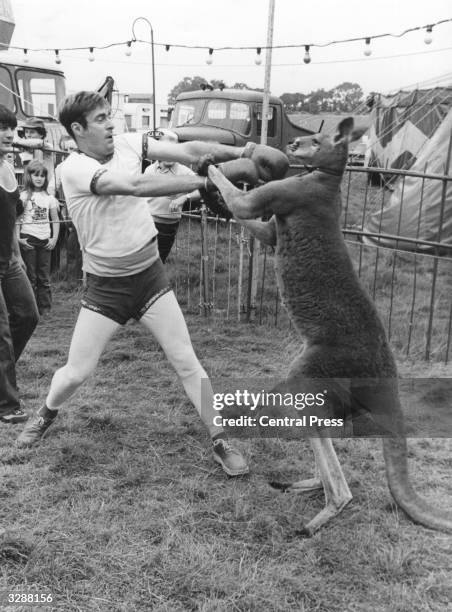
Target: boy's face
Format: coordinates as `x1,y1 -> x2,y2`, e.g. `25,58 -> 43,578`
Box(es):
25,128 -> 42,139
72,103 -> 114,161
0,123 -> 15,156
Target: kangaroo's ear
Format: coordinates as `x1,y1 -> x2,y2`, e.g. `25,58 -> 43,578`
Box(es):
350,126 -> 368,142
334,117 -> 354,142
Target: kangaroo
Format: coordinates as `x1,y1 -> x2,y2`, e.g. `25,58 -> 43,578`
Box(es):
207,117 -> 452,536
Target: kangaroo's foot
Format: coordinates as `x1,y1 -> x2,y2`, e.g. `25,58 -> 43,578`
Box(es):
299,494 -> 353,537
298,436 -> 353,537
289,477 -> 323,493
269,477 -> 322,493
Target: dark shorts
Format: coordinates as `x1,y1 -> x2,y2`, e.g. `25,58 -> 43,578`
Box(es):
81,258 -> 171,325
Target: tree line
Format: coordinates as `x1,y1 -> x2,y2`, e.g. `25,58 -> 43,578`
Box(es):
168,77 -> 368,114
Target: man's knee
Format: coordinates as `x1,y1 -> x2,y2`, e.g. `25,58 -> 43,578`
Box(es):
167,344 -> 203,379
59,363 -> 94,388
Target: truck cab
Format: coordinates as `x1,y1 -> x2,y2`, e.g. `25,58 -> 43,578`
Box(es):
0,52 -> 67,151
170,88 -> 316,152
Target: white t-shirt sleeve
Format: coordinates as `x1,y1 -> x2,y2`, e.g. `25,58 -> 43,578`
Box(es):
61,153 -> 104,197
115,132 -> 143,159
144,161 -> 158,176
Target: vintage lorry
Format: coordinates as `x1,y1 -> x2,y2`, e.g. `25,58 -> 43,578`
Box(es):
169,87 -> 318,153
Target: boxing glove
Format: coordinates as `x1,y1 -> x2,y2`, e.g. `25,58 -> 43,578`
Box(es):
241,142 -> 289,181
203,158 -> 260,191
202,190 -> 233,221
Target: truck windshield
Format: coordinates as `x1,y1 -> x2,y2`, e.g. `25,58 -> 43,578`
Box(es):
16,69 -> 66,118
172,99 -> 204,126
203,100 -> 251,135
172,98 -> 251,135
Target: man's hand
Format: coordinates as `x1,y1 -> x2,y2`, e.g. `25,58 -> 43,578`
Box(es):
45,238 -> 57,250
18,237 -> 34,250
169,196 -> 188,213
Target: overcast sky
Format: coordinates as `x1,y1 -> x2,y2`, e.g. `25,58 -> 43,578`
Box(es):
8,0 -> 452,104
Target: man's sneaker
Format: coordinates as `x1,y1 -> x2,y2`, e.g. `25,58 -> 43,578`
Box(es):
212,438 -> 249,476
0,408 -> 29,424
16,412 -> 56,447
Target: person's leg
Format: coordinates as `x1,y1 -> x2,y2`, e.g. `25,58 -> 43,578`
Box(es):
139,291 -> 248,475
20,245 -> 37,298
16,307 -> 119,446
3,256 -> 39,361
0,281 -> 22,419
35,245 -> 52,314
154,221 -> 179,263
46,307 -> 120,408
139,290 -> 219,435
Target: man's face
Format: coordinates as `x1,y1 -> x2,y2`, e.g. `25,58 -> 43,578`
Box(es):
0,123 -> 15,156
160,160 -> 175,170
73,104 -> 114,161
25,128 -> 42,139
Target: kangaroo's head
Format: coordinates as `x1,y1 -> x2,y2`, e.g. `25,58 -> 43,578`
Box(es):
286,117 -> 367,175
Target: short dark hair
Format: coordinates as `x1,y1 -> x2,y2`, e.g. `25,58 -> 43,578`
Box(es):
58,91 -> 108,140
0,104 -> 17,129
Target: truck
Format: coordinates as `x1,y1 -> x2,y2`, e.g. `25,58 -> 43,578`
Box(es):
0,52 -> 67,150
169,87 -> 317,154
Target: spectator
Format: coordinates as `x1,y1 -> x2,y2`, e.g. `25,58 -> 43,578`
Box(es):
0,104 -> 39,424
17,160 -> 60,316
15,117 -> 56,194
146,130 -> 201,262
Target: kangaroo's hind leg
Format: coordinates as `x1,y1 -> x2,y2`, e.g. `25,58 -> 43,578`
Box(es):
300,435 -> 353,536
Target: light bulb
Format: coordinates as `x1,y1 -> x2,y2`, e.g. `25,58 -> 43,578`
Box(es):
303,45 -> 311,64
55,50 -> 61,65
255,48 -> 262,65
88,47 -> 95,62
424,25 -> 433,45
364,38 -> 372,56
206,48 -> 214,65
23,49 -> 29,64
125,41 -> 132,57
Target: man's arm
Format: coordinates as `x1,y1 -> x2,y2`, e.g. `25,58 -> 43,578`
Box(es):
94,168 -> 207,198
14,136 -> 45,150
145,138 -> 245,167
46,206 -> 60,250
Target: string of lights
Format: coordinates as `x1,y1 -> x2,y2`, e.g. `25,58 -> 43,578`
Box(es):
46,44 -> 452,69
4,16 -> 452,65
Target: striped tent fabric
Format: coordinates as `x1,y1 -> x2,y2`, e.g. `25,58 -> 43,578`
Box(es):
363,87 -> 452,253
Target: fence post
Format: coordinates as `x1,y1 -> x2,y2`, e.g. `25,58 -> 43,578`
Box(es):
199,203 -> 211,317
237,225 -> 245,322
246,234 -> 255,322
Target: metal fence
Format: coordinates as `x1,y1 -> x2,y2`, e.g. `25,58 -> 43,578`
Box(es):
166,164 -> 452,362
24,157 -> 451,362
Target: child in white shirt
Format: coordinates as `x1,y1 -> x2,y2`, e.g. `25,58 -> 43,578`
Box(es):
17,160 -> 60,315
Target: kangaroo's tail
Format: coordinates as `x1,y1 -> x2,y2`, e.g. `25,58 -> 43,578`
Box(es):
382,402 -> 452,532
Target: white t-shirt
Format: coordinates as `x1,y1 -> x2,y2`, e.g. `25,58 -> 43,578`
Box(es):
19,190 -> 59,240
146,161 -> 194,222
60,133 -> 159,276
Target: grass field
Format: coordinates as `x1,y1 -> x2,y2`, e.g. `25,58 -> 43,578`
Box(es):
0,287 -> 451,612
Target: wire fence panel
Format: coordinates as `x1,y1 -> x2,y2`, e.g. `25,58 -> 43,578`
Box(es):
165,164 -> 452,362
